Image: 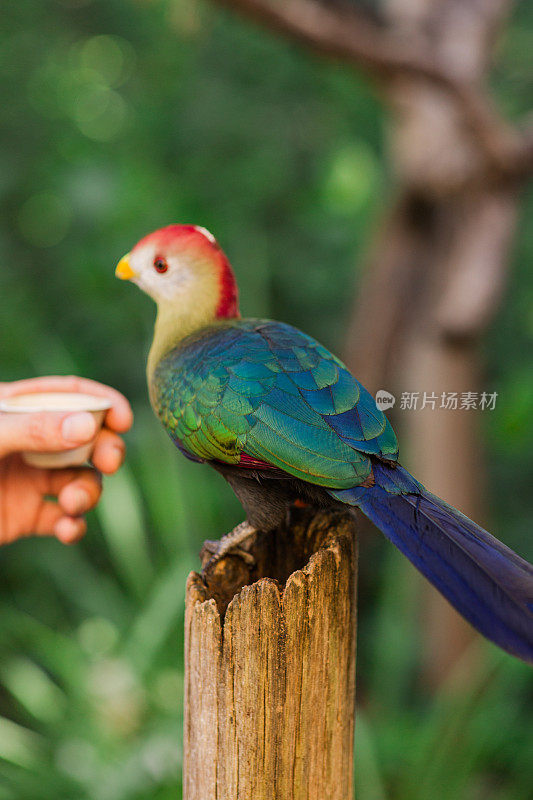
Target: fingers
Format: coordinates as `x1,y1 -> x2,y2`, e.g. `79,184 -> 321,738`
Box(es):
0,410 -> 98,458
56,471 -> 102,517
54,516 -> 87,544
91,428 -> 126,474
33,502 -> 87,544
32,501 -> 63,536
37,466 -> 101,544
0,376 -> 133,434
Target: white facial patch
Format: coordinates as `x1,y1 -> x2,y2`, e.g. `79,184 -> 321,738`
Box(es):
193,225 -> 216,244
129,244 -> 190,304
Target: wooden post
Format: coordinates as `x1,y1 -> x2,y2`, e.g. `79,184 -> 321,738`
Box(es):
183,508 -> 358,800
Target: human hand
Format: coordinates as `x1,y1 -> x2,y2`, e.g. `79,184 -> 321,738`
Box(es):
0,376 -> 133,545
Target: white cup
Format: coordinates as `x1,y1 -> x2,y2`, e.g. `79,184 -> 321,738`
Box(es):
0,392 -> 112,469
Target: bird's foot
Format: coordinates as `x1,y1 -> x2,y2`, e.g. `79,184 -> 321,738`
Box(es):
200,520 -> 257,580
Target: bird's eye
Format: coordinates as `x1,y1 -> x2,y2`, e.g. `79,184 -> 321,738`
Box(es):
153,256 -> 168,274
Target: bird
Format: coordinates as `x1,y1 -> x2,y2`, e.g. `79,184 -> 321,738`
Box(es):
116,223 -> 533,663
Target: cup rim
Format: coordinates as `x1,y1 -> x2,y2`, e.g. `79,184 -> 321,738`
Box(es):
0,391 -> 113,414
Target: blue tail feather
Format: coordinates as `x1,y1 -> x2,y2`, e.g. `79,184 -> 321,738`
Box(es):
330,463 -> 533,663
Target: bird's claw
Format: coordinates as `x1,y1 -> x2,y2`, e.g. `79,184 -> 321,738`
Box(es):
200,522 -> 258,580
201,539 -> 255,564
200,544 -> 255,580
200,545 -> 256,583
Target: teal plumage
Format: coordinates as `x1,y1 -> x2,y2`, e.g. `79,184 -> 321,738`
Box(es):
117,224 -> 533,663
152,319 -> 398,488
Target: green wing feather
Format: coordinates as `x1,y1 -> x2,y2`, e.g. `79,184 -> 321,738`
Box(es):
152,320 -> 398,490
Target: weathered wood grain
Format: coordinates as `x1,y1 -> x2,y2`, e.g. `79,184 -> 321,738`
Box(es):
183,508 -> 358,800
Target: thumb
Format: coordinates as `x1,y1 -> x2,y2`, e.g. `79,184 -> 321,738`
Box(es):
0,411 -> 97,458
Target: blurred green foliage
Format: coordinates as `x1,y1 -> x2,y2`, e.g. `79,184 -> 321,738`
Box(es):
0,1 -> 532,798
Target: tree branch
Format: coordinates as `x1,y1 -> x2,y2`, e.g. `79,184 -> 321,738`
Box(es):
213,0 -> 533,179
215,0 -> 450,82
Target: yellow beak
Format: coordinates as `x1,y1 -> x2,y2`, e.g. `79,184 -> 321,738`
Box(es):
115,254 -> 137,281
